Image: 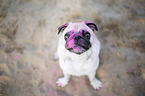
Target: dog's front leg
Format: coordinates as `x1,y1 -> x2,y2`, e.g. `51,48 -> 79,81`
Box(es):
87,71 -> 102,90
56,71 -> 70,87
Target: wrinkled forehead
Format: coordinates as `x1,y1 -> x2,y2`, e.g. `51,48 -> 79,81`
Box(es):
63,22 -> 92,34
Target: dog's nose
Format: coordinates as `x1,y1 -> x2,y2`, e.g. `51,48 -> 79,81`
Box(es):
74,36 -> 81,40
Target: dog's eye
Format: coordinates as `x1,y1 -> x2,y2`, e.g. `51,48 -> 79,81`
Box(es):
64,33 -> 70,40
83,31 -> 90,39
85,33 -> 90,39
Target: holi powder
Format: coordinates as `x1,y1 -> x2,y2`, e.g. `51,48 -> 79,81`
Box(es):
80,81 -> 85,85
51,69 -> 56,75
110,47 -> 115,51
15,56 -> 18,59
73,46 -> 81,52
66,39 -> 75,49
54,90 -> 58,95
136,81 -> 142,85
97,87 -> 100,90
128,66 -> 137,72
48,91 -> 51,96
49,81 -> 55,87
128,69 -> 133,72
37,87 -> 40,91
84,93 -> 87,96
100,77 -> 105,82
75,84 -> 80,91
136,81 -> 139,84
138,82 -> 141,85
47,83 -> 60,96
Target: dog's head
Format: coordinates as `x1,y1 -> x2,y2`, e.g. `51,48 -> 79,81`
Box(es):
58,21 -> 98,55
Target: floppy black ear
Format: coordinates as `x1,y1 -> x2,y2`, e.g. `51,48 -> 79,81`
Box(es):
82,21 -> 98,31
58,23 -> 69,34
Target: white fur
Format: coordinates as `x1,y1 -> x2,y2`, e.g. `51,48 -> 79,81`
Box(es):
56,22 -> 102,89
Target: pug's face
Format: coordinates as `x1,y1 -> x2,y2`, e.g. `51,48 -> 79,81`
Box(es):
64,29 -> 91,55
58,21 -> 98,55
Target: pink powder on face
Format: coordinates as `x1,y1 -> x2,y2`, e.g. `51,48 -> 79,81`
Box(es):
66,30 -> 76,40
66,39 -> 75,49
66,31 -> 84,49
73,46 -> 80,52
79,29 -> 88,33
69,30 -> 75,35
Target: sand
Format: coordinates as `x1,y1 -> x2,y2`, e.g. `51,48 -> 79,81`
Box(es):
0,0 -> 145,96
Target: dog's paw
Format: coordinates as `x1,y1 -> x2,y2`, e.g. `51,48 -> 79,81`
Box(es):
91,79 -> 102,90
56,78 -> 68,87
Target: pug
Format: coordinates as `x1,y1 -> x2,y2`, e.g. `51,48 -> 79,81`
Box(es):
56,21 -> 102,89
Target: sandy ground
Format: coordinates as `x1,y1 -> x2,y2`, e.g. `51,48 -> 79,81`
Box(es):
0,0 -> 145,96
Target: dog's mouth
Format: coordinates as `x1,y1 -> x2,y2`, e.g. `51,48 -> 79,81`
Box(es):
67,45 -> 89,55
65,37 -> 91,55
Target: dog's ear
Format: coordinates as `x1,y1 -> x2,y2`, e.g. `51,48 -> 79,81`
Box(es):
58,23 -> 69,34
82,21 -> 98,31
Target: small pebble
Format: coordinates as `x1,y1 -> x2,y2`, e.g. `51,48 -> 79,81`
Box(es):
130,83 -> 134,86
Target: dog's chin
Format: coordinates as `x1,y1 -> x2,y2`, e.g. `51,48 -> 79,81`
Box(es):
67,45 -> 90,55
